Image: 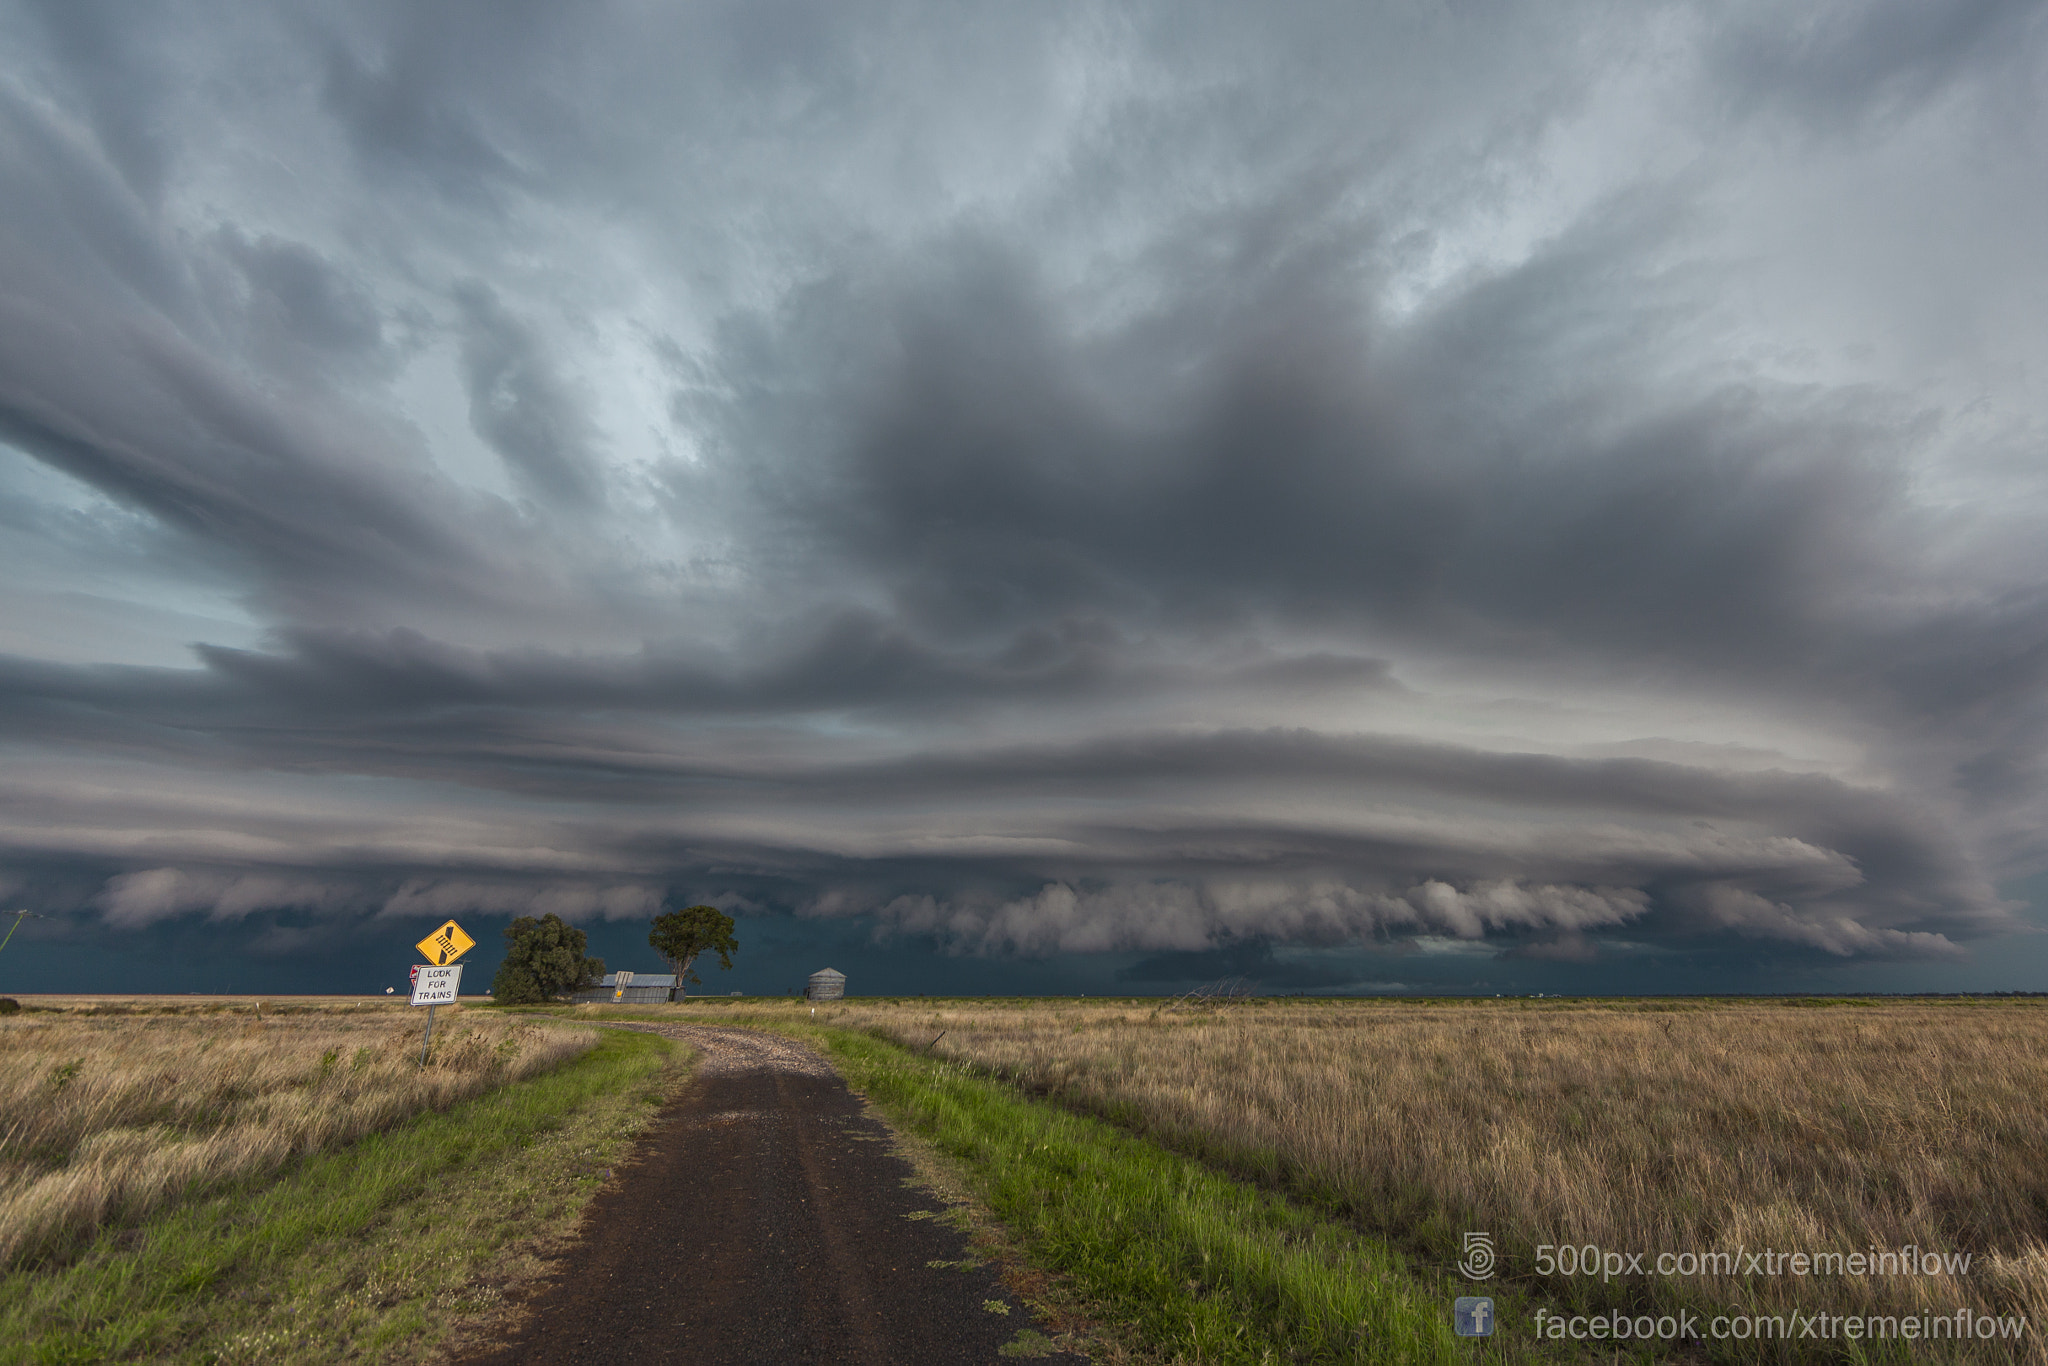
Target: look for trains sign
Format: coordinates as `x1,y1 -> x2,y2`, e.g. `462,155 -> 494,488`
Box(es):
416,919 -> 475,966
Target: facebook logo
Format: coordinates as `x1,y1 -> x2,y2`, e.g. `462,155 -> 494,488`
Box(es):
1454,1296 -> 1495,1337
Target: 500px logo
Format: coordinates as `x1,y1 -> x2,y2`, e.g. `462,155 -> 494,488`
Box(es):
1461,1232 -> 1497,1281
1539,1243 -> 1648,1282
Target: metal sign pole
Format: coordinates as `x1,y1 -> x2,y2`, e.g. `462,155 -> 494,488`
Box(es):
420,1003 -> 436,1066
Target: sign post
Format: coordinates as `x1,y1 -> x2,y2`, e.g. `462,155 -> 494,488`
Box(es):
410,920 -> 474,1065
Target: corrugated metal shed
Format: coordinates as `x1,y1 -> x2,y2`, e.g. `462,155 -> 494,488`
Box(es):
570,971 -> 679,1004
805,967 -> 846,1001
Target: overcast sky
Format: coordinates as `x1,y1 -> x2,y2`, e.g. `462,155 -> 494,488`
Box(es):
4,0 -> 2048,996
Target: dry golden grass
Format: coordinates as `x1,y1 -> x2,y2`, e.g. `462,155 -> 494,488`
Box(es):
0,1000 -> 596,1268
679,996 -> 2048,1358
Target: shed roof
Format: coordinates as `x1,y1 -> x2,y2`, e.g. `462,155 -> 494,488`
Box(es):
600,972 -> 678,987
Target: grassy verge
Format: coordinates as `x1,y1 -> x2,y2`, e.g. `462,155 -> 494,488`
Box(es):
0,1026 -> 683,1365
806,1023 -> 1466,1364
2,1006 -> 597,1268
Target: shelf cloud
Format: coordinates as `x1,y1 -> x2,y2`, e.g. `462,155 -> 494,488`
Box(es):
3,0 -> 2046,989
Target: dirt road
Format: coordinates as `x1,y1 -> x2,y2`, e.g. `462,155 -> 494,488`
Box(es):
457,1024 -> 1087,1365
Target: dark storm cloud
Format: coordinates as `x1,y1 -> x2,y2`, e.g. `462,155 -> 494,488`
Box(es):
732,231 -> 1930,681
321,43 -> 520,199
0,77 -> 192,320
219,231 -> 386,360
1711,0 -> 2048,125
453,283 -> 601,505
17,0 -> 175,200
314,0 -> 575,199
2,0 -> 2045,987
1116,940 -> 1358,989
0,338 -> 489,622
0,627 -> 2011,962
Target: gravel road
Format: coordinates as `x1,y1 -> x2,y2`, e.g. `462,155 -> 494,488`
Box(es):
456,1024 -> 1088,1365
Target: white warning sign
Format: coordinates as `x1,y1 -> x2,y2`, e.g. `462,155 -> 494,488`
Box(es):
410,964 -> 463,1006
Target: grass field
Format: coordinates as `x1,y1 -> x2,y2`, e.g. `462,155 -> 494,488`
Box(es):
817,1025 -> 1465,1364
1,999 -> 596,1269
0,1021 -> 681,1364
636,995 -> 2048,1363
17,993 -> 2042,1362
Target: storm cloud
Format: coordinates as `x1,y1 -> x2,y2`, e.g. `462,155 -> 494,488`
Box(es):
3,0 -> 2047,990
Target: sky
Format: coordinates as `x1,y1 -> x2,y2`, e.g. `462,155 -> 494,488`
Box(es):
4,0 -> 2048,998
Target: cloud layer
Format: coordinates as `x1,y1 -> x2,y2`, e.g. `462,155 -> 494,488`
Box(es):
4,0 -> 2047,983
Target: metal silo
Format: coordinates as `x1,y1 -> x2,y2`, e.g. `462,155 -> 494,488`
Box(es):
805,967 -> 846,1001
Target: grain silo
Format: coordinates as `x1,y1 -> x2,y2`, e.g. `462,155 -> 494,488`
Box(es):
805,967 -> 846,1001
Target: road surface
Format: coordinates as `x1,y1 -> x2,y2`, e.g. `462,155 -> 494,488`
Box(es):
457,1023 -> 1088,1365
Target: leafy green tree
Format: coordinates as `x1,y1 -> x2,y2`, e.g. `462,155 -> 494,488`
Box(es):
648,904 -> 738,1000
491,914 -> 605,1004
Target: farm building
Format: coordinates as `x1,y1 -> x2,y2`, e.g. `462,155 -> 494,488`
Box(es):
805,967 -> 846,1001
569,971 -> 679,1004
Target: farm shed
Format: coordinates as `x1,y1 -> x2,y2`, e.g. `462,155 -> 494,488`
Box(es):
805,968 -> 846,1001
569,971 -> 679,1004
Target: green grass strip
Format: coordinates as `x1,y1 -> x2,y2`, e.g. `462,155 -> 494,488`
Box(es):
812,1027 -> 1463,1365
0,1027 -> 676,1365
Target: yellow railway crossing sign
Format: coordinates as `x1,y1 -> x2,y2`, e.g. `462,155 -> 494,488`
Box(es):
416,919 -> 476,966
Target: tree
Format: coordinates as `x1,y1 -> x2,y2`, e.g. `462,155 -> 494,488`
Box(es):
649,905 -> 738,1000
491,914 -> 605,1004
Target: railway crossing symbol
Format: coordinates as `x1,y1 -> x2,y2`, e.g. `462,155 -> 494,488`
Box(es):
416,919 -> 475,966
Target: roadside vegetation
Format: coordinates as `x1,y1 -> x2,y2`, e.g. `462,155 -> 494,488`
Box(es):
820,1026 -> 1466,1363
568,1003 -> 1467,1363
0,1018 -> 680,1365
1,1000 -> 596,1269
489,913 -> 606,1004
635,995 -> 2048,1363
20,992 -> 2039,1362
